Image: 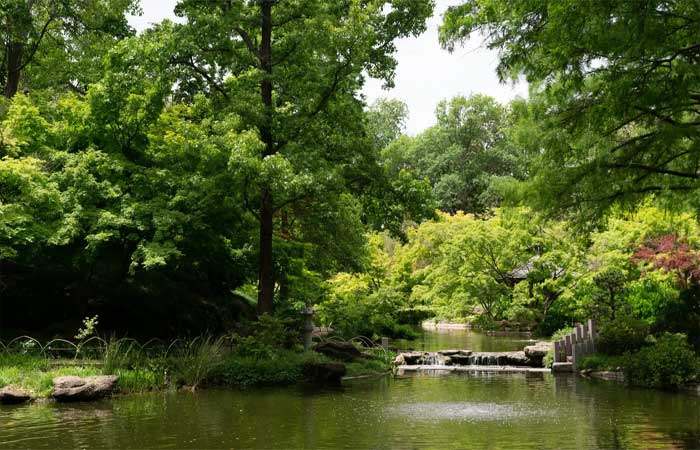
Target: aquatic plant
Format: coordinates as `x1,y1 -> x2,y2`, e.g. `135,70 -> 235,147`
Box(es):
169,336 -> 227,390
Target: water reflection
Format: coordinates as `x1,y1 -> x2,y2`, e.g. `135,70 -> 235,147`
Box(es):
2,328 -> 700,449
1,372 -> 696,449
395,327 -> 536,352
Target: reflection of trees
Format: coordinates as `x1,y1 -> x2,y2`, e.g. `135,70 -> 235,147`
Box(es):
555,375 -> 697,449
2,376 -> 700,449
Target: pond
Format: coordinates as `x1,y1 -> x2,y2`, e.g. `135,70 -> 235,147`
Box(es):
395,326 -> 537,352
1,331 -> 700,449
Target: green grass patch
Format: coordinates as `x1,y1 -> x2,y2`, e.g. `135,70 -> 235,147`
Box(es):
0,334 -> 394,396
345,357 -> 391,377
0,359 -> 103,397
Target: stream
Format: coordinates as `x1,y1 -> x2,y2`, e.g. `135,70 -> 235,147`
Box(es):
1,328 -> 699,449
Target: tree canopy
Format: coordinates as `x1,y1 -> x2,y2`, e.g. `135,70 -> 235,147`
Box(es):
0,0 -> 437,336
381,94 -> 529,213
441,0 -> 700,219
0,0 -> 139,97
4,0 -> 700,349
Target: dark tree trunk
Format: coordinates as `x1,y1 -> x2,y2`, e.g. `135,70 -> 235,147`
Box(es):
258,189 -> 274,315
4,42 -> 24,98
257,0 -> 275,315
277,210 -> 290,301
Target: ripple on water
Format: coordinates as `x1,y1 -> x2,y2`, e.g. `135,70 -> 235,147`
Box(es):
390,401 -> 551,423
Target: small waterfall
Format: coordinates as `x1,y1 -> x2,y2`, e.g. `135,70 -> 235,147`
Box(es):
396,349 -> 541,368
421,352 -> 447,365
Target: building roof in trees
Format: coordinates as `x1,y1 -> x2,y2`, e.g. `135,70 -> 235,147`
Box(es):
507,255 -> 565,282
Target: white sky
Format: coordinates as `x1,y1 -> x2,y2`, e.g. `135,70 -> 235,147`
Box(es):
129,0 -> 527,135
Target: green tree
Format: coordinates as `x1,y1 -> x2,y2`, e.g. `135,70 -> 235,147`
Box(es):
173,0 -> 434,314
366,98 -> 409,150
441,0 -> 700,218
0,0 -> 139,97
0,38 -> 259,335
382,94 -> 528,213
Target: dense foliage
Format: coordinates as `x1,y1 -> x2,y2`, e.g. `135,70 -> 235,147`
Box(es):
3,1 -> 700,399
441,0 -> 700,222
380,95 -> 529,214
0,1 -> 435,338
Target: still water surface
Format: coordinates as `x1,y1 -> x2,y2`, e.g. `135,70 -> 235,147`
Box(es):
395,327 -> 537,352
1,329 -> 699,449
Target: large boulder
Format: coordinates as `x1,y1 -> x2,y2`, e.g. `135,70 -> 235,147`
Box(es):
551,362 -> 574,373
395,351 -> 425,365
393,353 -> 406,365
52,375 -> 119,402
524,342 -> 552,367
524,342 -> 551,358
302,362 -> 346,385
0,386 -> 31,405
313,341 -> 366,361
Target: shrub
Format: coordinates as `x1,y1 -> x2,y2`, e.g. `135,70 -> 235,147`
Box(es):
471,314 -> 498,331
623,333 -> 699,389
543,351 -> 553,368
215,350 -> 328,388
653,286 -> 700,349
596,315 -> 649,355
550,327 -> 574,341
577,354 -> 625,371
624,273 -> 678,327
317,282 -> 417,340
233,314 -> 301,359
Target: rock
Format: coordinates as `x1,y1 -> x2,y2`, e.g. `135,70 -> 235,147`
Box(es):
448,354 -> 473,365
551,362 -> 574,373
446,351 -> 541,367
52,375 -> 119,402
589,371 -> 625,382
313,341 -> 365,361
524,342 -> 551,367
437,349 -> 471,356
0,386 -> 31,404
524,342 -> 551,358
397,349 -> 546,368
302,362 -> 346,385
396,351 -> 425,365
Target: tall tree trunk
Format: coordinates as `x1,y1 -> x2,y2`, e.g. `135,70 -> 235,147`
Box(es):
4,42 -> 24,98
257,0 -> 275,315
277,209 -> 290,301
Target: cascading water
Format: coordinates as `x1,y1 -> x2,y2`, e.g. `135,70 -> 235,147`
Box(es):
396,348 -> 548,368
421,352 -> 447,365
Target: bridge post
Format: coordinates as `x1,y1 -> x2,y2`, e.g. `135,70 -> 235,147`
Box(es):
381,337 -> 389,351
587,319 -> 597,352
